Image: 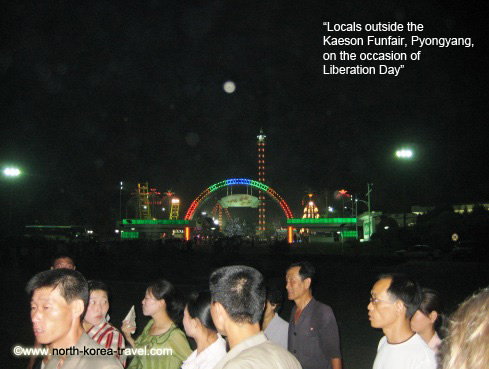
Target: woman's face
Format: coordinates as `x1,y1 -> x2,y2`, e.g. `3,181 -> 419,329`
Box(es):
183,306 -> 197,338
84,290 -> 109,326
410,310 -> 434,334
142,289 -> 163,317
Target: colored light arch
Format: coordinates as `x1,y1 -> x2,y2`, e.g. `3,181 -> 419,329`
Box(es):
184,178 -> 293,220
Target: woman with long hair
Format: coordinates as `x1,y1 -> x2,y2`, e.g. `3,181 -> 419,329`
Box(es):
410,288 -> 444,352
181,291 -> 226,369
122,279 -> 191,369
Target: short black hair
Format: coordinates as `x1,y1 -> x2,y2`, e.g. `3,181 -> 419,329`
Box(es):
378,273 -> 421,319
26,269 -> 89,319
266,286 -> 284,313
51,253 -> 76,267
209,265 -> 265,324
288,261 -> 315,284
88,280 -> 110,299
147,279 -> 184,327
187,290 -> 216,332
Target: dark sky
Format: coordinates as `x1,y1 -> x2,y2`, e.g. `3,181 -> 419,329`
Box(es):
1,0 -> 488,232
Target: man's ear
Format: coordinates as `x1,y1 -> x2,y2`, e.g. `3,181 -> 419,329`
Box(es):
395,301 -> 406,316
50,266 -> 54,270
71,299 -> 85,319
214,302 -> 228,323
304,277 -> 312,290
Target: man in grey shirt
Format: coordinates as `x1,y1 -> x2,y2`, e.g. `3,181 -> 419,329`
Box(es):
286,261 -> 342,369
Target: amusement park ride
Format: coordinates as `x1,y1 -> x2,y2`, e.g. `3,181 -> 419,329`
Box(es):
117,129 -> 360,242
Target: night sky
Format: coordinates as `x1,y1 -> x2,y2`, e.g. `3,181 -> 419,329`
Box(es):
1,0 -> 487,233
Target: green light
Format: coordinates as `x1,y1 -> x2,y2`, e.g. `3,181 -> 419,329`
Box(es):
341,231 -> 358,238
250,180 -> 269,192
122,219 -> 190,225
209,180 -> 227,193
121,232 -> 139,239
287,218 -> 356,224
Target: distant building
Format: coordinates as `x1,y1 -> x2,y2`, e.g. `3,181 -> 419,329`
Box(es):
357,211 -> 382,241
411,203 -> 489,215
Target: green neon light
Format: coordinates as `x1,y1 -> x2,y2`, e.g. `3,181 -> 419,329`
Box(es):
122,219 -> 190,225
250,180 -> 269,192
206,179 -> 269,194
209,180 -> 227,193
341,231 -> 358,238
286,218 -> 356,224
121,232 -> 139,239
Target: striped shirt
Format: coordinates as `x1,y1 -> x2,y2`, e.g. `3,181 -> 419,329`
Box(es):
87,320 -> 126,367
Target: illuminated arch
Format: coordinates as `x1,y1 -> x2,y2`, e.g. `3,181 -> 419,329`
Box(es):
184,178 -> 293,220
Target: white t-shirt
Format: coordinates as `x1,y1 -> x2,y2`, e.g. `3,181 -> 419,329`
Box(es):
373,333 -> 437,369
181,334 -> 227,369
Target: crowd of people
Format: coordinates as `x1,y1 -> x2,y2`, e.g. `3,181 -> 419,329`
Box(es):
25,254 -> 488,369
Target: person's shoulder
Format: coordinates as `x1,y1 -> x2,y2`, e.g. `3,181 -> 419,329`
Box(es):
275,314 -> 289,327
410,335 -> 437,356
377,336 -> 388,350
226,341 -> 300,369
311,299 -> 336,322
313,298 -> 333,311
169,326 -> 187,338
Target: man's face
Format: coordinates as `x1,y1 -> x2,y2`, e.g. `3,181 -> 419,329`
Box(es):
31,287 -> 76,347
286,266 -> 309,301
367,278 -> 398,329
52,257 -> 75,270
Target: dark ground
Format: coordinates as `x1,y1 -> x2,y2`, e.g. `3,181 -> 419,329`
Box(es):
4,242 -> 489,369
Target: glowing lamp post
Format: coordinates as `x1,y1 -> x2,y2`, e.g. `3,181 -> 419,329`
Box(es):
396,148 -> 414,227
3,167 -> 21,234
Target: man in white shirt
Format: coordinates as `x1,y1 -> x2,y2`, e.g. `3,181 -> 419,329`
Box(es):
368,273 -> 436,369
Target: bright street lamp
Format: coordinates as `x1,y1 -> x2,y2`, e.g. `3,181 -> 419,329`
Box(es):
3,167 -> 21,177
396,149 -> 413,159
3,167 -> 22,235
396,148 -> 414,228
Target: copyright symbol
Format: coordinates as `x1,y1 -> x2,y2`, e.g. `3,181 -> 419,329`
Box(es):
13,346 -> 23,356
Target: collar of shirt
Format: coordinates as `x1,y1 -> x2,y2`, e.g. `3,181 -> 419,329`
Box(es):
217,332 -> 267,367
292,297 -> 317,326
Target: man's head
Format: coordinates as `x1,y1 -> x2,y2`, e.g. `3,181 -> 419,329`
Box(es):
209,265 -> 265,335
26,269 -> 88,347
286,261 -> 315,301
368,273 -> 421,331
51,254 -> 76,270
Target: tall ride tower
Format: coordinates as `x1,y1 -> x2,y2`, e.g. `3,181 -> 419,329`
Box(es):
257,129 -> 266,233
